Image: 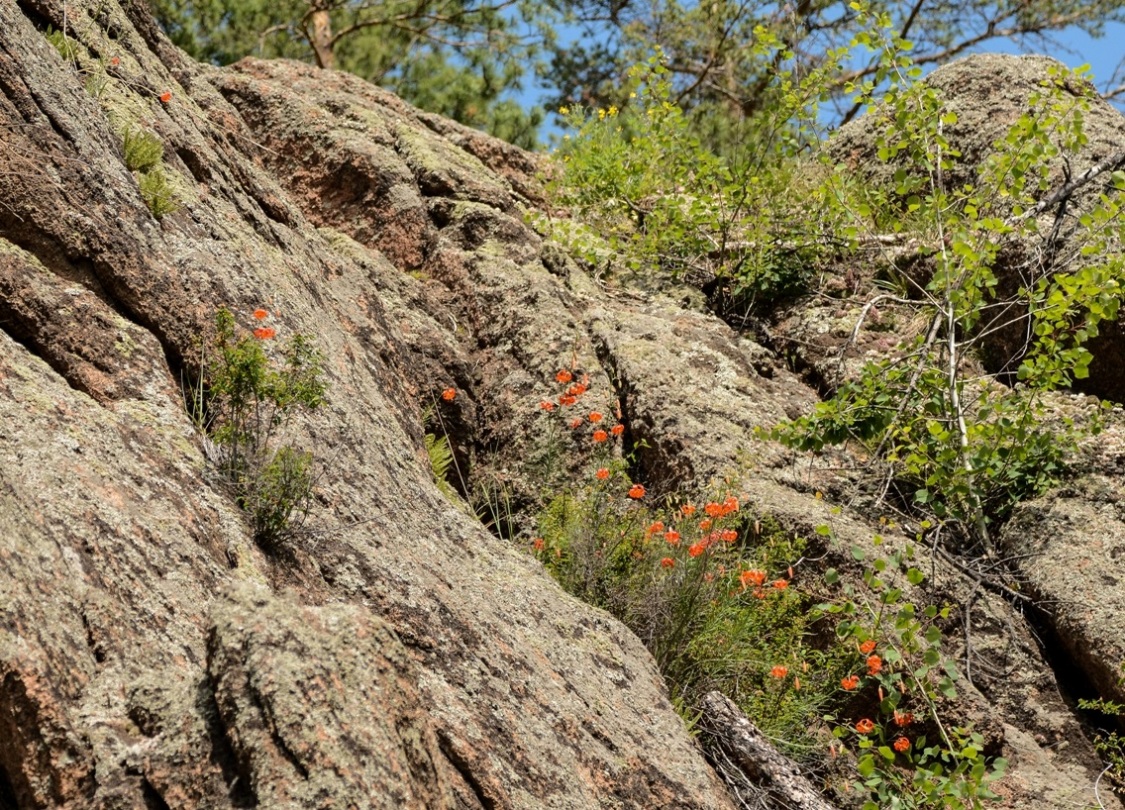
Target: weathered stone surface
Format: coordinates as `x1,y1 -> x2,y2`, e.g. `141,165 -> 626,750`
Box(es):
207,584 -> 456,809
0,2 -> 736,808
0,2 -> 1122,808
1002,474 -> 1125,707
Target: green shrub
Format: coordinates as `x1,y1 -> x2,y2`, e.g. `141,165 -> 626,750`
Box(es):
196,308 -> 325,547
138,167 -> 181,220
545,48 -> 864,313
121,128 -> 164,172
765,4 -> 1120,554
816,526 -> 1007,808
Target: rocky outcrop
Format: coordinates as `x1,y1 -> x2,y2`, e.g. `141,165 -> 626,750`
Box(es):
0,4 -> 1122,810
0,2 -> 733,807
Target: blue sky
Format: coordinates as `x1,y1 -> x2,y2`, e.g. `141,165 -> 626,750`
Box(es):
516,17 -> 1125,143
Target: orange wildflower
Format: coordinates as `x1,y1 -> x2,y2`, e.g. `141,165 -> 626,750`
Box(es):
681,504 -> 696,516
721,496 -> 739,515
442,388 -> 457,401
688,541 -> 706,557
532,538 -> 545,552
855,718 -> 875,734
628,483 -> 646,499
720,529 -> 738,543
567,383 -> 588,396
739,569 -> 766,589
866,655 -> 883,676
592,429 -> 608,443
109,56 -> 120,67
645,521 -> 665,535
252,308 -> 269,320
704,502 -> 723,518
699,518 -> 712,531
159,90 -> 172,103
569,418 -> 583,429
559,395 -> 577,406
769,665 -> 788,679
841,674 -> 860,691
893,710 -> 914,727
859,639 -> 877,654
595,468 -> 610,480
664,530 -> 682,546
588,411 -> 603,422
610,424 -> 624,436
772,579 -> 789,590
660,557 -> 675,569
539,400 -> 555,411
253,327 -> 276,340
556,369 -> 573,384
893,737 -> 910,752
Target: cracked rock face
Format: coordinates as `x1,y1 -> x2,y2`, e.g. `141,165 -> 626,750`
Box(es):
0,2 -> 733,808
0,3 -> 1122,809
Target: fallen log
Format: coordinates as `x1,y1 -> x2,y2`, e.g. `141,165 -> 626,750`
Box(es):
699,691 -> 842,810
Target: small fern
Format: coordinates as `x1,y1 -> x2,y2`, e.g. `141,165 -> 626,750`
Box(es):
425,432 -> 457,499
44,26 -> 78,63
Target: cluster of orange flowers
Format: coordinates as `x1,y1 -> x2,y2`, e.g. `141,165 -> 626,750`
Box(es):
842,640 -> 914,753
737,562 -> 790,598
251,307 -> 276,340
854,716 -> 912,753
542,370 -> 648,499
841,640 -> 886,691
544,370 -> 629,444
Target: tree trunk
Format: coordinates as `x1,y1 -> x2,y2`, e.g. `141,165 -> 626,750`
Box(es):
308,6 -> 334,69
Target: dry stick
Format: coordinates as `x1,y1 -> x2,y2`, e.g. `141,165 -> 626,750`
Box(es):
699,691 -> 843,810
1013,146 -> 1125,225
1095,763 -> 1114,810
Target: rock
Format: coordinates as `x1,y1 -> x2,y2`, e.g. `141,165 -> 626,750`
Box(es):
206,584 -> 456,808
0,2 -> 733,808
827,53 -> 1125,403
0,3 -> 1121,808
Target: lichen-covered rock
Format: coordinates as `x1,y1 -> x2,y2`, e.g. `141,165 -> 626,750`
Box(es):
0,2 -> 735,808
0,2 -> 1122,808
827,53 -> 1125,403
1002,475 -> 1125,705
207,584 -> 456,809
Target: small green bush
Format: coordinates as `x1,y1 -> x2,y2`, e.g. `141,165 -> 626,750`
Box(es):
197,308 -> 325,547
122,128 -> 164,172
44,26 -> 78,63
138,167 -> 180,220
546,49 -> 862,314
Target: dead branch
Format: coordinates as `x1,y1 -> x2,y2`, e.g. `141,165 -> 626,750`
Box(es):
699,691 -> 842,810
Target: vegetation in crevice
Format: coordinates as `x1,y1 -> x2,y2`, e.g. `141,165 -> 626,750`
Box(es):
190,307 -> 325,549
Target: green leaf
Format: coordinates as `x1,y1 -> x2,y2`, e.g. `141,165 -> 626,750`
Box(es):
857,754 -> 877,777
